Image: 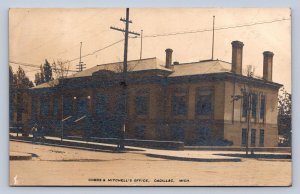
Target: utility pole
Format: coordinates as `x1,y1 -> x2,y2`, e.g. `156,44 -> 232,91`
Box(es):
231,88 -> 253,155
140,30 -> 143,60
211,16 -> 215,60
245,91 -> 252,155
76,42 -> 86,72
110,8 -> 140,150
61,94 -> 64,142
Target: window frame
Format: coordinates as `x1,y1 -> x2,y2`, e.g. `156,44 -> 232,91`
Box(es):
259,94 -> 266,122
251,128 -> 256,146
135,95 -> 149,116
241,128 -> 247,146
95,93 -> 108,115
242,92 -> 248,118
40,96 -> 49,118
259,128 -> 265,146
53,97 -> 59,119
171,88 -> 188,116
195,89 -> 213,116
62,96 -> 73,117
251,93 -> 258,119
31,96 -> 38,120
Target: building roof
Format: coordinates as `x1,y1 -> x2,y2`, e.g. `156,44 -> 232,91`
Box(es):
70,57 -> 171,78
32,79 -> 60,89
31,57 -> 281,89
169,60 -> 232,77
32,57 -> 170,89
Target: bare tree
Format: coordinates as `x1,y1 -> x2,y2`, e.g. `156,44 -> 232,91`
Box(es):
112,60 -> 140,73
244,65 -> 256,77
51,59 -> 71,141
52,59 -> 71,79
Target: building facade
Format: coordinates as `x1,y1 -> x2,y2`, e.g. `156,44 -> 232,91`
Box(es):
15,40 -> 282,146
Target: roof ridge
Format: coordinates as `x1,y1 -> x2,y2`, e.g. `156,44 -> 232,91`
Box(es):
174,59 -> 231,66
96,57 -> 157,67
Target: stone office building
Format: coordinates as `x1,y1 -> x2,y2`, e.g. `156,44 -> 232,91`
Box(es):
17,40 -> 282,146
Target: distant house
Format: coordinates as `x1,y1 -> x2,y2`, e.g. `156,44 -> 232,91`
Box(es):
13,40 -> 282,146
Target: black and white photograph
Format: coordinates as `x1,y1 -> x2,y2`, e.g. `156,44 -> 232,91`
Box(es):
8,8 -> 291,186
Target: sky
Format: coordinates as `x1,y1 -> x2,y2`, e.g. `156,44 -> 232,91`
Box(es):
9,8 -> 291,92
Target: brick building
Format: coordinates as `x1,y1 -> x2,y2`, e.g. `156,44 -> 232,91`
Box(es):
15,40 -> 282,146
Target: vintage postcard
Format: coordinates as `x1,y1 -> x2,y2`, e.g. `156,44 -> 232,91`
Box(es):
9,8 -> 292,186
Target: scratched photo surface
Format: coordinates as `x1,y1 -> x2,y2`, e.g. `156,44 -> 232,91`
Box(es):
9,8 -> 291,186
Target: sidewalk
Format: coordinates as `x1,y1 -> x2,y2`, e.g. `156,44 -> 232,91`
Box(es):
10,133 -> 290,162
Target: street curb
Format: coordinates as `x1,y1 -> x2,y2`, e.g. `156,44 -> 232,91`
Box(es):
145,153 -> 241,162
10,138 -> 143,153
185,146 -> 291,153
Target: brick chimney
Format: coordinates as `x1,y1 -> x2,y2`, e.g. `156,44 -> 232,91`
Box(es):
165,48 -> 173,69
231,41 -> 244,75
263,51 -> 274,82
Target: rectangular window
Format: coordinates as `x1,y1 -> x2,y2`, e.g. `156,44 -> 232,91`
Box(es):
251,93 -> 257,118
77,98 -> 88,116
242,128 -> 247,146
242,93 -> 248,117
260,95 -> 266,120
196,90 -> 212,115
96,93 -> 108,115
40,97 -> 49,117
251,128 -> 256,146
172,93 -> 187,116
135,95 -> 149,115
31,97 -> 37,119
53,97 -> 59,118
259,129 -> 264,146
63,96 -> 72,116
116,94 -> 125,115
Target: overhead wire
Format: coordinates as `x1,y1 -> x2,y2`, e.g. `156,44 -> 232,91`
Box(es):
61,38 -> 124,64
138,17 -> 290,38
9,61 -> 78,72
10,17 -> 290,74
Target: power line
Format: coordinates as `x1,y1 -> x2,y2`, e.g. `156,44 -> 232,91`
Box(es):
9,61 -> 78,72
9,61 -> 41,69
65,38 -> 124,64
9,38 -> 125,73
10,17 -> 290,72
140,17 -> 290,38
10,61 -> 40,68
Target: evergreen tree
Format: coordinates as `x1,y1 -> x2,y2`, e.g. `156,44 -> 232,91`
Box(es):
9,65 -> 14,86
40,64 -> 45,83
15,66 -> 34,89
9,66 -> 15,122
43,59 -> 53,82
34,72 -> 42,86
11,66 -> 34,124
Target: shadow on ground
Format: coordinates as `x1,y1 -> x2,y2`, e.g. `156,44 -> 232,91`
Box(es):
145,153 -> 241,162
214,153 -> 291,160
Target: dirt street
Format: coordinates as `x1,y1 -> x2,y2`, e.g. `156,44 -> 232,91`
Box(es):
9,141 -> 292,186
